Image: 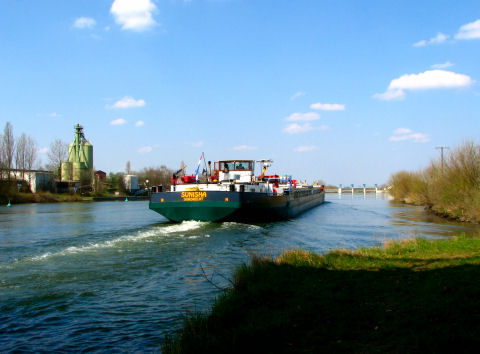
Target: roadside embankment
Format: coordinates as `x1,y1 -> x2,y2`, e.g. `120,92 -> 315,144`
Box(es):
162,236 -> 480,353
389,141 -> 480,223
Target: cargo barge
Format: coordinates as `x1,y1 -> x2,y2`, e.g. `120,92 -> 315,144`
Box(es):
149,159 -> 325,222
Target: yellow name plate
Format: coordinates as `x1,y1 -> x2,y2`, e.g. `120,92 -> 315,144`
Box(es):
181,191 -> 207,201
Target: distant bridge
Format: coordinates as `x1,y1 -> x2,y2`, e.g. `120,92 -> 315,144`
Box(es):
324,185 -> 389,194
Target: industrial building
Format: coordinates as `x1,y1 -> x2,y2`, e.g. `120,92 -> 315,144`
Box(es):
4,169 -> 54,193
61,124 -> 93,186
124,174 -> 140,193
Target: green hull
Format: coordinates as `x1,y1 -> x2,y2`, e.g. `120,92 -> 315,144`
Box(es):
149,190 -> 325,223
149,200 -> 241,222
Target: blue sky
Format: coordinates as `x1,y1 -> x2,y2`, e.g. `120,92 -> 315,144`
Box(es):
1,0 -> 479,185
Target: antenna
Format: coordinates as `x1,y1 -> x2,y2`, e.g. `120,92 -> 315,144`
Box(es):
257,159 -> 273,167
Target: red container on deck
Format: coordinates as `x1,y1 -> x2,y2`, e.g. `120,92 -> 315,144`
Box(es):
182,175 -> 196,183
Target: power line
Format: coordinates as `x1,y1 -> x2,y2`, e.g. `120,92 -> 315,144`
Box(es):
436,146 -> 449,170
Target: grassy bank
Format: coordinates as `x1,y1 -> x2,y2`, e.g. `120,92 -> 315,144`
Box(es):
389,141 -> 480,223
1,191 -> 92,204
163,236 -> 480,353
0,180 -> 92,204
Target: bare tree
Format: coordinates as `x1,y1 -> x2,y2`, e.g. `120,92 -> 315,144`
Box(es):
25,136 -> 37,171
47,139 -> 68,173
0,132 -> 4,178
15,133 -> 27,178
138,165 -> 174,189
2,122 -> 15,180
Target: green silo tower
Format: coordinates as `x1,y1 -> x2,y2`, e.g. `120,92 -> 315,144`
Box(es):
61,124 -> 94,185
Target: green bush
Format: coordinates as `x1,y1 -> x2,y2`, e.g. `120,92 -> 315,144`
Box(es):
390,141 -> 480,222
389,170 -> 428,205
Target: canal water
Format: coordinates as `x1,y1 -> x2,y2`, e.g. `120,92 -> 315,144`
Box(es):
1,194 -> 479,352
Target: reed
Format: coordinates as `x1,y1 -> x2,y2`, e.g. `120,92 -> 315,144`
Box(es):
389,141 -> 480,222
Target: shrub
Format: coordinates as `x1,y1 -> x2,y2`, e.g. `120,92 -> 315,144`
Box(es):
389,141 -> 480,222
389,170 -> 428,205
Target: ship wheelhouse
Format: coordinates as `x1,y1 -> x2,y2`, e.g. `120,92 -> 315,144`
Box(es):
214,160 -> 255,183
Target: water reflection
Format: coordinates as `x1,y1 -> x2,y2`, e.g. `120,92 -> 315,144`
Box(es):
329,193 -> 480,239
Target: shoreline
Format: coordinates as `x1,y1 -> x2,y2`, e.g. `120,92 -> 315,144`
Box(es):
388,142 -> 480,224
394,198 -> 479,224
1,192 -> 149,205
163,235 -> 480,353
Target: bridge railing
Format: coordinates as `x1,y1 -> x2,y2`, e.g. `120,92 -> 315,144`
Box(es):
325,184 -> 389,194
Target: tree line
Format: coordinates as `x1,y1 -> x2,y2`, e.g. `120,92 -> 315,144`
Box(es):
0,122 -> 38,180
108,161 -> 174,194
0,121 -> 70,180
1,121 -> 176,194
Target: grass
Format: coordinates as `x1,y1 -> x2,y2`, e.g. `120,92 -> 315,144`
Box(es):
389,141 -> 480,223
0,180 -> 127,204
162,236 -> 480,353
1,191 -> 92,204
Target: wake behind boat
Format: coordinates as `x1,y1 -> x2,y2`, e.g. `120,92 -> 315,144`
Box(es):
149,158 -> 325,222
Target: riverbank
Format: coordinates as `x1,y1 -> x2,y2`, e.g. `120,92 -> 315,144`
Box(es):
1,192 -> 149,204
162,236 -> 480,353
1,191 -> 91,204
389,141 -> 480,223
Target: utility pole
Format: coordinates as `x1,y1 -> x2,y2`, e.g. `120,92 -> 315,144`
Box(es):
436,146 -> 449,170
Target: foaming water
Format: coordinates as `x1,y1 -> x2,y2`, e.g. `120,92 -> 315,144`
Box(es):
1,197 -> 479,352
26,221 -> 210,262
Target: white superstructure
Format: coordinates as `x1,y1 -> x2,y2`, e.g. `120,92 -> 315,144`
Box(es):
165,159 -> 317,196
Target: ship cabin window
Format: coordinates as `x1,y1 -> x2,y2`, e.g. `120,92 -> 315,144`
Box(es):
216,161 -> 252,172
234,161 -> 251,171
220,162 -> 235,172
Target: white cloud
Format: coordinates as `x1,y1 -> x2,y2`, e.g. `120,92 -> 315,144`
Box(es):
373,89 -> 405,101
37,147 -> 48,154
431,61 -> 453,69
138,146 -> 153,153
233,145 -> 257,151
455,19 -> 480,40
310,103 -> 345,111
74,17 -> 96,29
431,33 -> 449,44
110,0 -> 157,31
191,141 -> 204,148
135,120 -> 144,127
284,112 -> 320,121
107,96 -> 146,109
413,39 -> 427,47
390,128 -> 429,143
394,128 -> 412,135
290,91 -> 306,100
110,118 -> 127,125
283,123 -> 313,134
374,70 -> 473,100
283,123 -> 327,134
294,145 -> 316,152
48,112 -> 63,118
389,70 -> 472,90
413,32 -> 449,47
